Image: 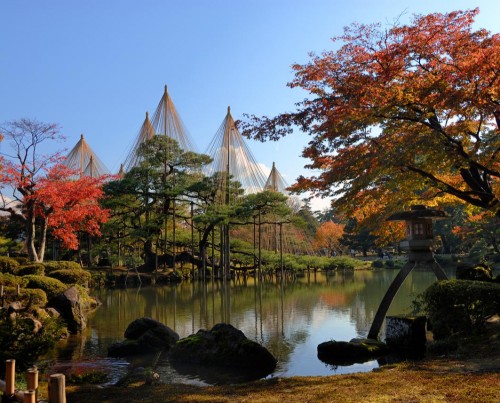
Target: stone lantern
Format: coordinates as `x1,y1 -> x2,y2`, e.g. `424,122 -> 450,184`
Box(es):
367,205 -> 449,340
390,204 -> 449,262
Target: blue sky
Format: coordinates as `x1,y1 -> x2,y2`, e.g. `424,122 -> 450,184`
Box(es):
1,1 -> 499,211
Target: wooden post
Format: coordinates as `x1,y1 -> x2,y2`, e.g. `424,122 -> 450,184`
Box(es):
27,367 -> 38,402
23,390 -> 36,403
16,284 -> 21,296
48,374 -> 66,403
0,284 -> 4,306
4,359 -> 15,397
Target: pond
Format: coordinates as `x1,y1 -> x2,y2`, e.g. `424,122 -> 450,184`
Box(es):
41,267 -> 454,385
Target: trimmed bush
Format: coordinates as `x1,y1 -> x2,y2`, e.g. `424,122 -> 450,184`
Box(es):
23,288 -> 48,306
0,272 -> 28,287
12,257 -> 30,265
420,279 -> 500,339
48,269 -> 91,286
0,257 -> 20,274
372,260 -> 384,268
2,287 -> 47,307
43,261 -> 82,274
456,263 -> 493,281
22,275 -> 67,299
17,264 -> 45,276
384,260 -> 395,268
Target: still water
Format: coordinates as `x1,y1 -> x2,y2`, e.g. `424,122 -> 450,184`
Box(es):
43,267 -> 452,385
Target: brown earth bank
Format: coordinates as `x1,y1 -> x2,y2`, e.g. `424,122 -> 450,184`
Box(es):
66,321 -> 500,403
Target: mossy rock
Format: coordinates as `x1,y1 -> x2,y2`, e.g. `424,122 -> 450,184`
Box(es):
169,323 -> 276,377
317,338 -> 390,365
108,317 -> 179,357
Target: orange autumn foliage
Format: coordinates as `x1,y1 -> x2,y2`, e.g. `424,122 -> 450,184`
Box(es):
314,221 -> 345,254
243,9 -> 500,220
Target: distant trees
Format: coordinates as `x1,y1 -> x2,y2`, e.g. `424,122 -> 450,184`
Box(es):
0,119 -> 109,262
242,9 -> 500,224
314,221 -> 345,256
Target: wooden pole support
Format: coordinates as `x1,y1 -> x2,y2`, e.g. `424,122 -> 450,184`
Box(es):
23,390 -> 36,403
27,367 -> 38,401
0,284 -> 4,297
48,374 -> 66,403
5,359 -> 15,396
16,284 -> 21,296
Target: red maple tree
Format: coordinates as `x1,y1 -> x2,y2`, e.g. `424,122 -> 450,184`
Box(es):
0,119 -> 109,262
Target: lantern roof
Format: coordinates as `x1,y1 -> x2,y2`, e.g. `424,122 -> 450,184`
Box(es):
387,205 -> 449,221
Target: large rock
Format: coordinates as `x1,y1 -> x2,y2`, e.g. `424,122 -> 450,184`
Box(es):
317,338 -> 389,365
169,323 -> 277,378
48,286 -> 87,333
108,317 -> 179,357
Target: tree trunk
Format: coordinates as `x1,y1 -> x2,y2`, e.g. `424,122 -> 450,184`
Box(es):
36,217 -> 48,262
26,208 -> 39,262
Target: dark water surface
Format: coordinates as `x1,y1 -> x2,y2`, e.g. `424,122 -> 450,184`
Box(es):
41,267 -> 453,385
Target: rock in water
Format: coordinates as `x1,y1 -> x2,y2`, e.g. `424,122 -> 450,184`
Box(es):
48,286 -> 86,333
108,317 -> 179,357
169,323 -> 277,378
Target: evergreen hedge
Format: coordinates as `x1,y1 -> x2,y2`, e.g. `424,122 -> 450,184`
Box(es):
22,275 -> 67,300
421,279 -> 500,339
17,264 -> 45,276
0,257 -> 20,274
43,261 -> 82,274
48,269 -> 91,286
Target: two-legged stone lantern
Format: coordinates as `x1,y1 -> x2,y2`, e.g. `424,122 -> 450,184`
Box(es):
367,205 -> 449,340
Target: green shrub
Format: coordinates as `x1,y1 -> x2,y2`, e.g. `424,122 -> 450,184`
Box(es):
419,279 -> 500,339
372,260 -> 384,268
0,272 -> 28,287
456,264 -> 493,281
2,287 -> 47,307
384,260 -> 395,268
0,257 -> 20,274
332,256 -> 368,270
23,288 -> 48,306
12,257 -> 30,265
17,264 -> 45,276
22,275 -> 67,299
43,261 -> 81,274
0,312 -> 65,371
66,369 -> 108,385
48,269 -> 91,286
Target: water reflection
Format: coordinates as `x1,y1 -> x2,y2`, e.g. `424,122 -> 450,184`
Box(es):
42,268 -> 453,384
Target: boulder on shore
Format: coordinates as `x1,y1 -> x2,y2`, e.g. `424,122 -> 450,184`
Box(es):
169,323 -> 277,378
108,317 -> 179,357
47,286 -> 87,333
